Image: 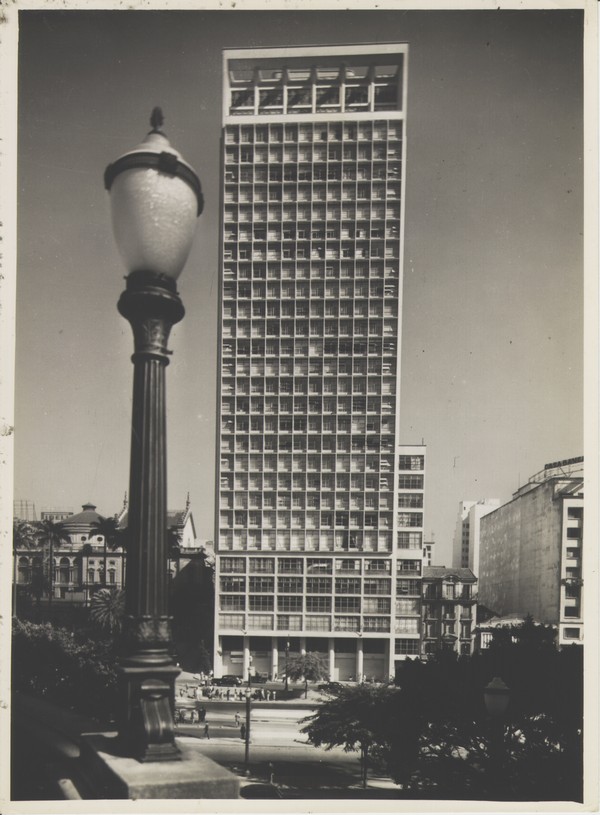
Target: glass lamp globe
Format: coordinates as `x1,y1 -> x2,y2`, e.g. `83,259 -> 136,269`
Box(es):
483,677 -> 510,718
105,109 -> 203,281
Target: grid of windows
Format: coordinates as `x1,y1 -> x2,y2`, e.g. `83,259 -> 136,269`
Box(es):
216,48 -> 421,666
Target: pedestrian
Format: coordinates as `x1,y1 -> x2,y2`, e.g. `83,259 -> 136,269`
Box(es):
240,723 -> 246,741
190,708 -> 197,724
272,690 -> 276,701
226,688 -> 231,701
199,706 -> 206,722
204,723 -> 210,739
235,711 -> 241,727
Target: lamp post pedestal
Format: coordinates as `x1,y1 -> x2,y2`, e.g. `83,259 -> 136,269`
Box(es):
116,271 -> 184,762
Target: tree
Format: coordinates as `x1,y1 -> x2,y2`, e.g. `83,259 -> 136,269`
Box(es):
87,516 -> 125,587
89,587 -> 125,634
33,519 -> 71,610
285,651 -> 328,698
301,683 -> 398,788
12,519 -> 38,617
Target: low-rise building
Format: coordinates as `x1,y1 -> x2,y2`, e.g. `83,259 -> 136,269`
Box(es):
421,566 -> 478,657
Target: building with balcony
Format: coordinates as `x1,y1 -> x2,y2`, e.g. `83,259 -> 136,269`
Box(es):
214,44 -> 421,682
451,498 -> 500,577
478,456 -> 584,648
421,566 -> 477,657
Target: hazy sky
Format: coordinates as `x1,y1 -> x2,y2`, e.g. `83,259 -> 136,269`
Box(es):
13,7 -> 584,566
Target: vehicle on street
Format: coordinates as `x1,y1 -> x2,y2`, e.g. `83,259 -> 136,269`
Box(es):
213,674 -> 243,686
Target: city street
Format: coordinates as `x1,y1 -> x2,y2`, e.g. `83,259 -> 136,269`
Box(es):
173,696 -> 401,797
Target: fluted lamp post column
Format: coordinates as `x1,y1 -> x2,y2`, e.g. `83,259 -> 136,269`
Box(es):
104,109 -> 203,762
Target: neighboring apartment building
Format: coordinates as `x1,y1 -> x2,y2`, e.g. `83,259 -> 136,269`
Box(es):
452,498 -> 500,577
214,44 -> 421,682
423,539 -> 435,567
478,456 -> 584,648
421,566 -> 477,657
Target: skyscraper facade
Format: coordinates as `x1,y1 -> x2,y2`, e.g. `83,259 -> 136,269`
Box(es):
214,45 -> 421,682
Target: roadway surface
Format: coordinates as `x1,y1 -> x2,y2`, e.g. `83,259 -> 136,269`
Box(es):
173,697 -> 401,797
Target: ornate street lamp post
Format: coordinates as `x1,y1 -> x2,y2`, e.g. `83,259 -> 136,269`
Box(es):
284,640 -> 290,694
484,676 -> 510,798
244,688 -> 252,771
104,109 -> 203,762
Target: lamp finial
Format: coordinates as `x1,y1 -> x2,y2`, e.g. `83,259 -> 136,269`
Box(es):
150,107 -> 165,133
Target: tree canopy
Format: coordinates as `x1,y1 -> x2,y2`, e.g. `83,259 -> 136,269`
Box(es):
301,625 -> 583,800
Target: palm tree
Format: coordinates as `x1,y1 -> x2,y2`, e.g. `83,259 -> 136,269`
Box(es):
12,519 -> 37,617
90,586 -> 125,634
33,519 -> 71,610
87,516 -> 125,588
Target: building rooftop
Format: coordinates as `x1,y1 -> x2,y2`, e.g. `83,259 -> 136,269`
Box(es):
423,566 -> 476,582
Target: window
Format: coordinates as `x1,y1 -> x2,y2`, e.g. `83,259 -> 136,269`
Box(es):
307,596 -> 332,613
249,558 -> 274,573
365,559 -> 391,573
398,475 -> 423,489
396,579 -> 420,596
398,494 -> 423,509
334,616 -> 360,632
364,597 -> 390,614
335,596 -> 360,613
564,627 -> 581,639
398,512 -> 423,528
396,598 -> 420,616
306,577 -> 332,594
394,617 -> 419,634
397,532 -> 422,549
364,578 -> 391,595
249,576 -> 274,593
221,595 -> 245,611
279,558 -> 303,574
278,595 -> 303,612
395,639 -> 420,655
249,595 -> 274,611
221,557 -> 245,573
335,578 -> 361,594
398,455 -> 424,471
397,560 -> 421,575
567,507 -> 583,520
278,576 -> 303,593
220,576 -> 246,592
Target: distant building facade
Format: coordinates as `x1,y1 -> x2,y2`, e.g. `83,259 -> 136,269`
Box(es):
452,499 -> 500,577
423,539 -> 435,567
40,509 -> 74,523
13,497 -> 204,611
478,457 -> 584,648
421,566 -> 477,657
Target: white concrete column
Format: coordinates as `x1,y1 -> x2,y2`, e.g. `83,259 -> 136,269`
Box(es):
214,638 -> 224,677
271,637 -> 279,680
243,637 -> 250,681
328,637 -> 335,681
300,637 -> 307,656
386,637 -> 395,681
356,639 -> 364,682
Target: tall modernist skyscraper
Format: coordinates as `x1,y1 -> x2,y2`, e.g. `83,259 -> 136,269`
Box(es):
214,45 -> 423,682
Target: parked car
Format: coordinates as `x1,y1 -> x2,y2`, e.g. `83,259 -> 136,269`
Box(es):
213,674 -> 243,686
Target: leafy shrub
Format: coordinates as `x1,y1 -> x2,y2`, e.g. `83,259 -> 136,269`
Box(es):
12,619 -> 119,724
